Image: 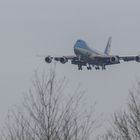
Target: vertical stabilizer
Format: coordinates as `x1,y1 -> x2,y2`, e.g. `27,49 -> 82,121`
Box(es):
104,37 -> 112,55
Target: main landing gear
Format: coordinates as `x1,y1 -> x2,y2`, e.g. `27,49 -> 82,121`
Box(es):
78,65 -> 106,70
87,65 -> 92,70
101,65 -> 106,70
78,65 -> 83,70
95,65 -> 106,70
95,66 -> 100,70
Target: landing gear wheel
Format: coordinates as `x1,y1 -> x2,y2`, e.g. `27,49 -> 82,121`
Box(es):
78,65 -> 82,70
102,65 -> 106,70
87,66 -> 92,70
87,64 -> 92,70
95,66 -> 100,70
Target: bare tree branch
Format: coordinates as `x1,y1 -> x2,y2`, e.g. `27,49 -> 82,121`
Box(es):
100,80 -> 140,140
1,70 -> 98,140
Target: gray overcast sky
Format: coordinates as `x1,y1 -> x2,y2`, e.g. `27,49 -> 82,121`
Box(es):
0,0 -> 140,129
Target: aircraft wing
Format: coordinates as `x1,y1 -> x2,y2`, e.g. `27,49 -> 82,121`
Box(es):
44,54 -> 140,71
119,55 -> 140,62
93,55 -> 140,63
45,55 -> 78,64
92,55 -> 140,62
54,56 -> 77,61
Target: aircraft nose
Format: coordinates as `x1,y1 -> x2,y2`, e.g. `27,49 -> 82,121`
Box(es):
74,46 -> 81,55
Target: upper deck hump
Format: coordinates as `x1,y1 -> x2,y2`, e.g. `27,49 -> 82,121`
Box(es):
74,40 -> 89,49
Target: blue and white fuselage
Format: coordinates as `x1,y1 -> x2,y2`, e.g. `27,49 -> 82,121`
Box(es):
73,39 -> 116,70
74,40 -> 107,59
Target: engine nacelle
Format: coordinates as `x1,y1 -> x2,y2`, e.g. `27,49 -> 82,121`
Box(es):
110,56 -> 119,63
136,55 -> 140,62
45,56 -> 52,63
60,57 -> 68,64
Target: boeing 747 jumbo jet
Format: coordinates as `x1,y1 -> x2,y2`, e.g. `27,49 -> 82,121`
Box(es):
45,37 -> 140,70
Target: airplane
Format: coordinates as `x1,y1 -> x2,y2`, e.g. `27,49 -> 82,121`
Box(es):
44,37 -> 140,70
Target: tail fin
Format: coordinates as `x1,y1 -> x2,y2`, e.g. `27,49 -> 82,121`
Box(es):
104,37 -> 112,55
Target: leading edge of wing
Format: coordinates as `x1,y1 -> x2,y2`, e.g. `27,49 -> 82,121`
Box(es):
53,55 -> 77,61
119,55 -> 139,62
94,55 -> 140,62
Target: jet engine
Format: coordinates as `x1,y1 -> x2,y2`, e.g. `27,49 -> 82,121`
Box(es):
110,56 -> 119,63
45,56 -> 52,63
136,55 -> 140,62
60,57 -> 68,64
